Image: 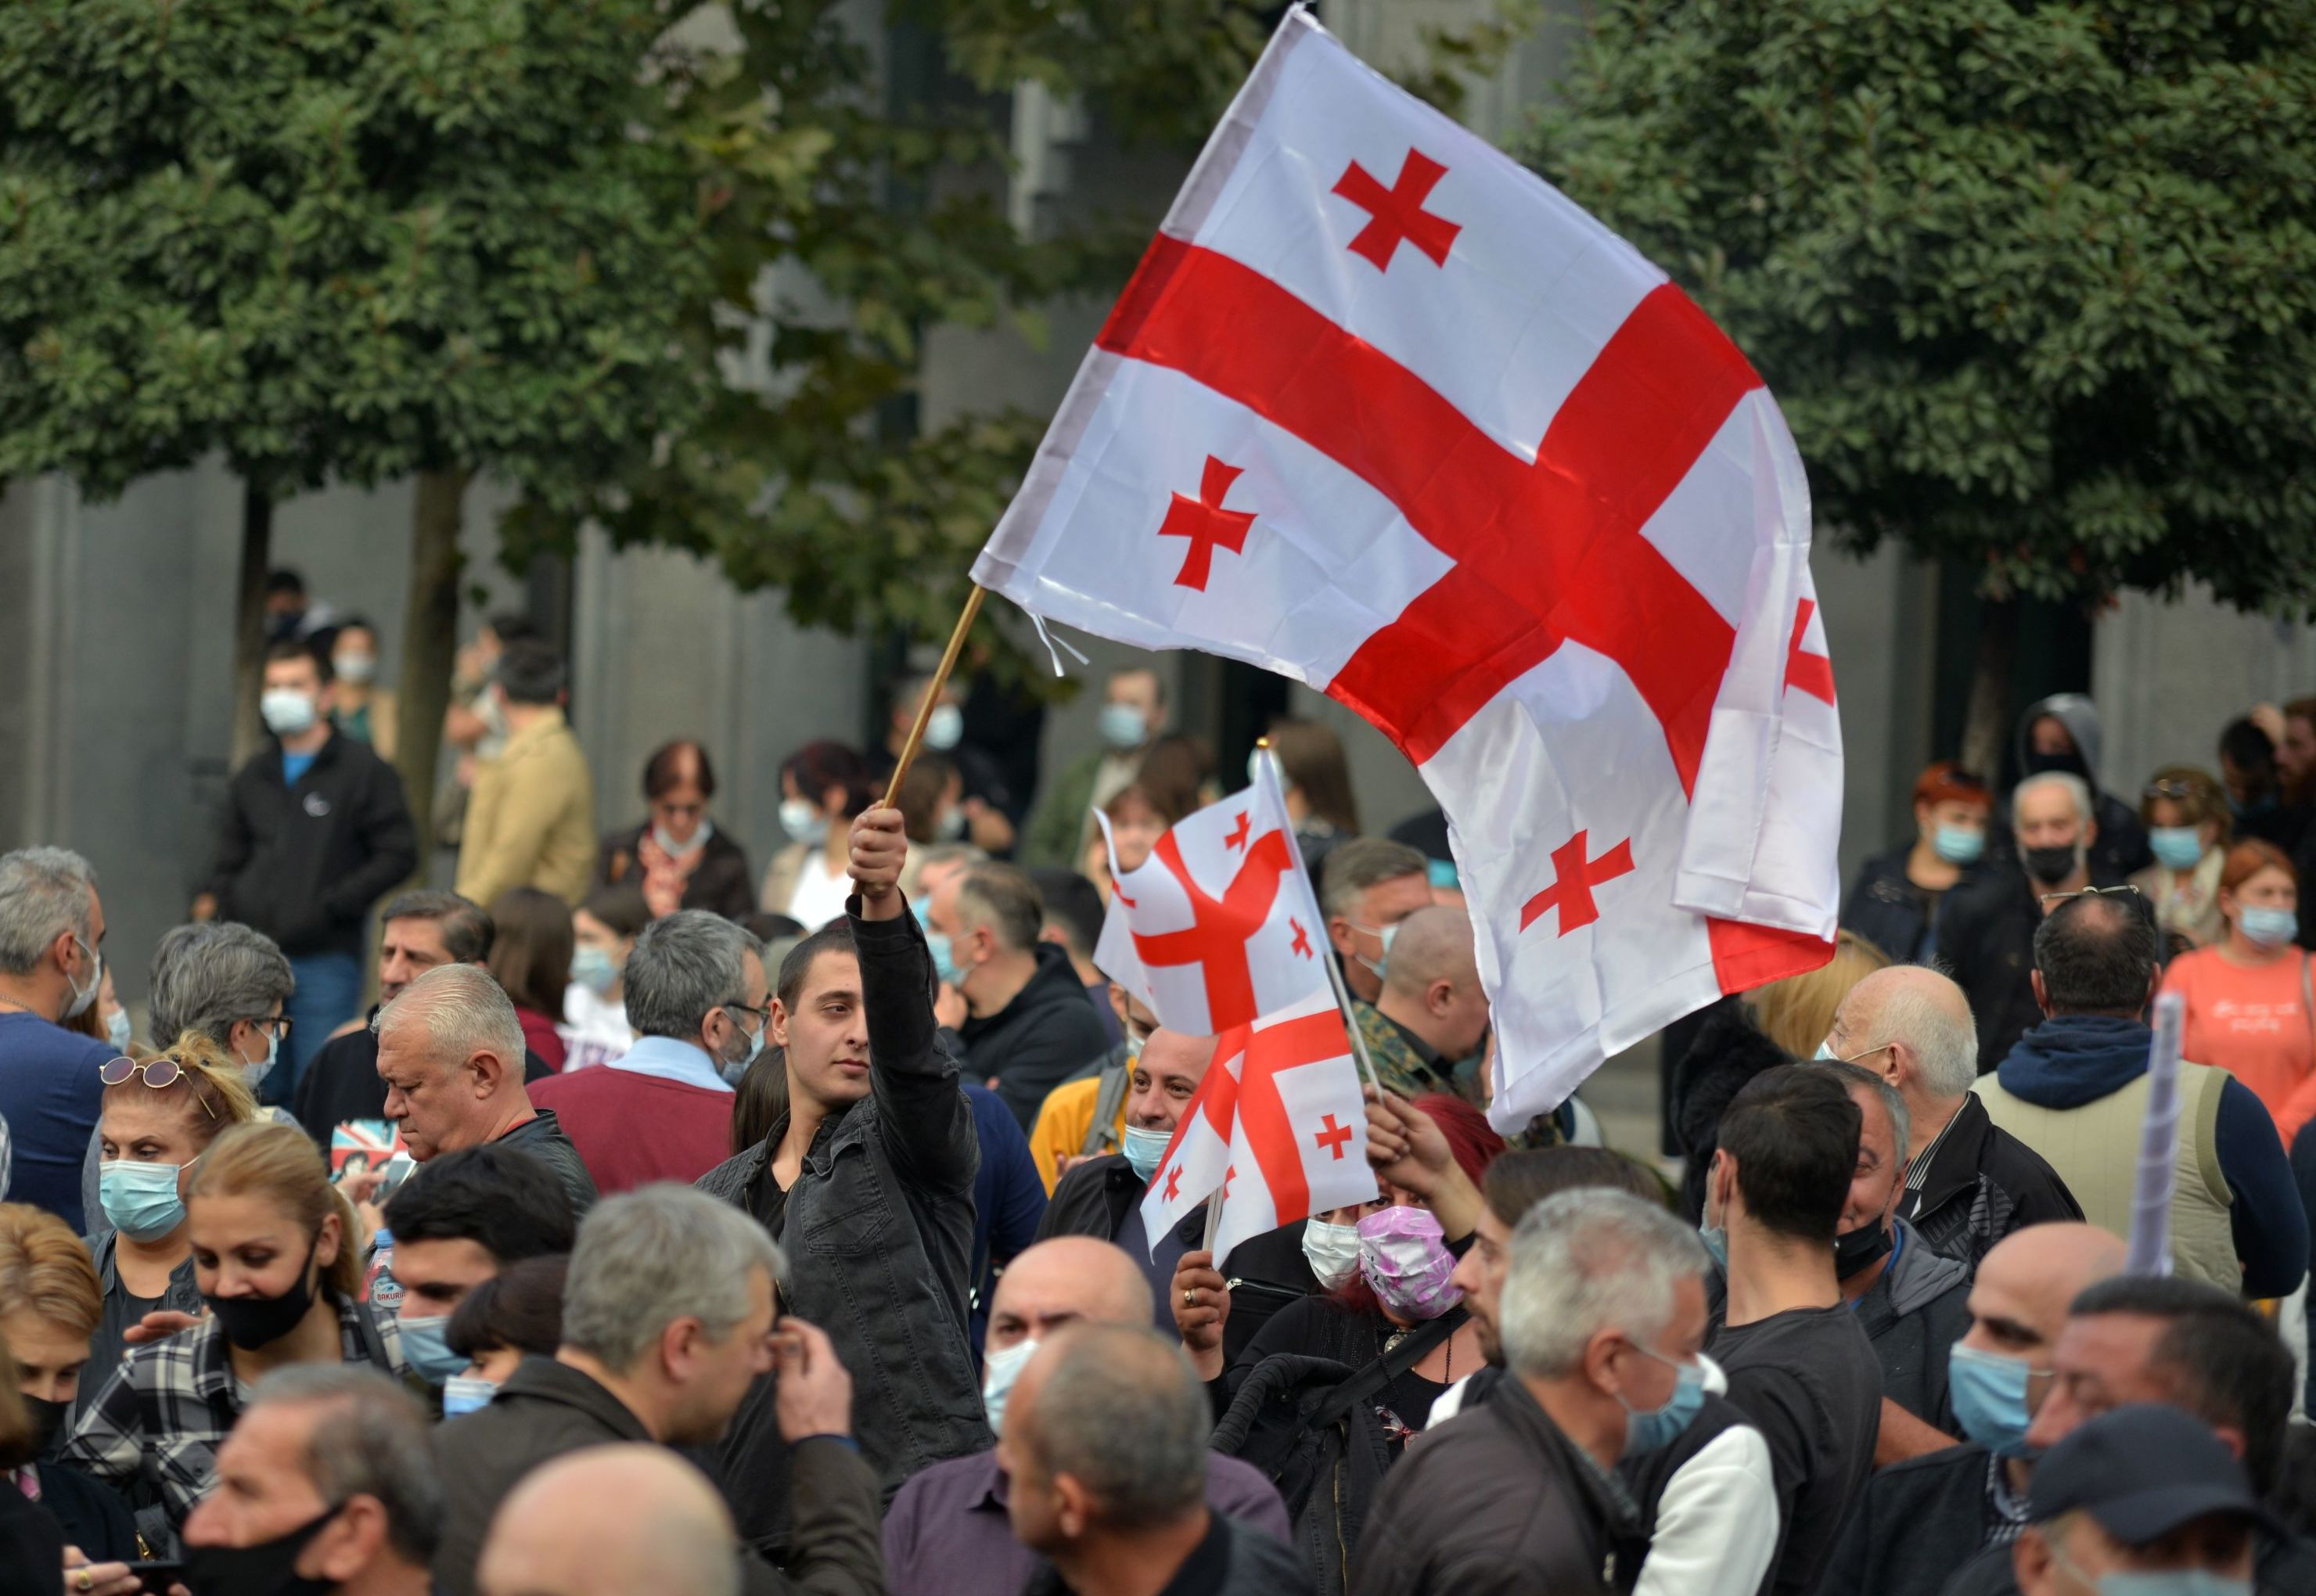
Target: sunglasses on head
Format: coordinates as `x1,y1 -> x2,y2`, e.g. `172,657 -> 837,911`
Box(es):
99,1055 -> 220,1118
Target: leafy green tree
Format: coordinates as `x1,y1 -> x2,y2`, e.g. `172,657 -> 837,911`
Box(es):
0,0 -> 712,842
1526,2 -> 2316,771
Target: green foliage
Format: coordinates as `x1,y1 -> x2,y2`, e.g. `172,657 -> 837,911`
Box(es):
0,0 -> 713,509
1526,1 -> 2316,614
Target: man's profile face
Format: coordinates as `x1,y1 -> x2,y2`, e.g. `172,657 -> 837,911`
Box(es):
2023,1313 -> 2172,1454
771,951 -> 872,1111
378,1026 -> 482,1161
182,1403 -> 330,1551
1448,1203 -> 1511,1362
394,1236 -> 500,1322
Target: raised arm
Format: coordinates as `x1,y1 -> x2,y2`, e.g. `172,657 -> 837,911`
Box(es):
848,807 -> 979,1195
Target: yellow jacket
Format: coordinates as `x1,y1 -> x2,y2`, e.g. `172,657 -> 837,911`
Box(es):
1027,1066 -> 1134,1194
456,708 -> 595,909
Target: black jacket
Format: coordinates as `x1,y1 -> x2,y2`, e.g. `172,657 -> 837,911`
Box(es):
32,1461 -> 136,1565
1937,1527 -> 2316,1596
595,822 -> 757,921
433,1355 -> 882,1596
1818,1443 -> 2005,1596
1940,858 -> 2124,1073
1037,1154 -> 1318,1365
494,1109 -> 599,1217
1852,1219 -> 1972,1429
1906,1092 -> 2083,1269
1352,1375 -> 1639,1596
293,1010 -> 552,1146
1843,844 -> 1981,967
205,732 -> 418,958
957,944 -> 1112,1130
1026,1512 -> 1311,1596
695,897 -> 985,1551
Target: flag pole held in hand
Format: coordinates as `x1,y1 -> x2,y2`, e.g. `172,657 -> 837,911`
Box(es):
882,584 -> 988,809
2124,992 -> 2186,1278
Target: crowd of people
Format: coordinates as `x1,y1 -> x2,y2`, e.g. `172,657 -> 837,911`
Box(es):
0,598 -> 2312,1594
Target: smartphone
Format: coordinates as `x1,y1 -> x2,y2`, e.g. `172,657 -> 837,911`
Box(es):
126,1561 -> 184,1594
373,1150 -> 417,1202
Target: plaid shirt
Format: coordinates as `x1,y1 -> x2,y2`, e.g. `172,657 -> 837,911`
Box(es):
61,1295 -> 404,1529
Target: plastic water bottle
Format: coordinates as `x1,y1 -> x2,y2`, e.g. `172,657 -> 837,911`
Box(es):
365,1228 -> 404,1313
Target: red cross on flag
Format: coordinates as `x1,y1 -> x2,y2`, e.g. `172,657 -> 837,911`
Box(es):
1138,994 -> 1378,1267
972,8 -> 1845,1133
1094,753 -> 1332,1035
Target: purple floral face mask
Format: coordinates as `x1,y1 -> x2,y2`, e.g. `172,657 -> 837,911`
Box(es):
1356,1206 -> 1462,1320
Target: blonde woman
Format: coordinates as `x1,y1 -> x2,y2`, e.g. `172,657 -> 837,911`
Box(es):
63,1122 -> 405,1531
84,1033 -> 260,1398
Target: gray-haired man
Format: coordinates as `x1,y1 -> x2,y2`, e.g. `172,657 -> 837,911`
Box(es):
530,910 -> 762,1192
1353,1188 -> 1716,1596
433,1184 -> 880,1596
372,963 -> 595,1214
179,1364 -> 441,1596
0,847 -> 111,1229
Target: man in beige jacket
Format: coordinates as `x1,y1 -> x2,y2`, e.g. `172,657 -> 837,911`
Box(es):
456,640 -> 595,909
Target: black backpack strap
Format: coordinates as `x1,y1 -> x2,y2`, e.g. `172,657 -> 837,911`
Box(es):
1308,1307 -> 1466,1430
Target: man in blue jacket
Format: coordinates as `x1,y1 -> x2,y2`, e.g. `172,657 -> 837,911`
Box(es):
1973,890 -> 2306,1299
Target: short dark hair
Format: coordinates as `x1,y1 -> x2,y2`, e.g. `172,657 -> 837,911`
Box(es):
383,1145 -> 577,1264
445,1254 -> 569,1363
2068,1276 -> 2295,1496
485,612 -> 540,647
781,740 -> 874,821
777,920 -> 858,1011
1714,1066 -> 1858,1244
642,739 -> 716,801
264,568 -> 307,598
579,882 -> 652,942
1483,1147 -> 1665,1227
957,863 -> 1044,952
381,890 -> 494,965
2033,892 -> 2158,1014
494,640 -> 565,706
264,636 -> 332,685
1320,837 -> 1430,918
2219,716 -> 2277,776
1029,868 -> 1106,962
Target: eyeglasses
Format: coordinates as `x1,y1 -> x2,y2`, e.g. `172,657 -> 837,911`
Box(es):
250,1015 -> 294,1037
98,1055 -> 220,1118
2143,778 -> 2200,801
724,1000 -> 771,1026
2037,885 -> 2140,908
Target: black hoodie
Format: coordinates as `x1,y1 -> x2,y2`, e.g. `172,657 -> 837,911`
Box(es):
204,731 -> 418,958
956,943 -> 1112,1129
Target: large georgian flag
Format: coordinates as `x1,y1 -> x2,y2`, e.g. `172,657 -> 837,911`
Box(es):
973,8 -> 1842,1132
1094,753 -> 1333,1035
1138,994 -> 1377,1267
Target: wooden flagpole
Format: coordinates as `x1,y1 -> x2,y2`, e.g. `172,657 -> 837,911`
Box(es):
881,584 -> 988,810
1258,739 -> 1385,1095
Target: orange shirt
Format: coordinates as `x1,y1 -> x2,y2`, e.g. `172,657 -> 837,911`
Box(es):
2160,946 -> 2315,1135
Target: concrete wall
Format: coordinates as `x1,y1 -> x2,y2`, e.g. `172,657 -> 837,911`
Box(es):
2092,586 -> 2316,798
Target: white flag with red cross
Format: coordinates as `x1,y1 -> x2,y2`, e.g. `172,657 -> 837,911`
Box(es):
973,7 -> 1843,1133
1138,993 -> 1377,1266
1093,753 -> 1332,1036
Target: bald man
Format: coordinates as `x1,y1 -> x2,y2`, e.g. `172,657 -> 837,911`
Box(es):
883,1238 -> 1289,1596
1816,1222 -> 2127,1596
1356,904 -> 1490,1103
1822,965 -> 2080,1267
478,1444 -> 740,1596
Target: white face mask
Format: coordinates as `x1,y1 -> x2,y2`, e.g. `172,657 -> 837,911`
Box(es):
1300,1219 -> 1361,1290
982,1336 -> 1038,1436
779,798 -> 829,846
925,703 -> 964,751
333,652 -> 378,685
63,937 -> 102,1021
105,1006 -> 133,1053
241,1023 -> 280,1091
261,688 -> 318,737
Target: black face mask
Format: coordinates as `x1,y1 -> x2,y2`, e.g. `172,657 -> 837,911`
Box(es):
2021,749 -> 2087,782
2022,844 -> 2081,886
182,1504 -> 338,1596
1834,1219 -> 1893,1281
21,1394 -> 67,1461
204,1243 -> 321,1351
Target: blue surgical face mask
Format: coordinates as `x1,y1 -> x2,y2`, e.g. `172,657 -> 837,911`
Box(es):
2239,905 -> 2298,949
2052,1552 -> 2249,1596
1933,824 -> 1985,865
105,1007 -> 133,1053
720,1008 -> 765,1084
926,929 -> 962,989
240,1023 -> 279,1093
1698,1224 -> 1728,1271
982,1336 -> 1038,1436
1098,703 -> 1149,751
399,1314 -> 469,1385
2149,826 -> 2206,872
100,1159 -> 188,1242
442,1375 -> 497,1418
1120,1123 -> 1173,1181
653,816 -> 712,857
1946,1342 -> 2037,1458
1351,919 -> 1399,982
1618,1346 -> 1707,1454
570,944 -> 620,995
779,797 -> 828,847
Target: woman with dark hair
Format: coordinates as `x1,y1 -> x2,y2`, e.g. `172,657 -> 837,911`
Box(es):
561,884 -> 649,1073
444,1254 -> 568,1386
2130,766 -> 2233,949
487,889 -> 575,1073
1174,1091 -> 1502,1435
759,740 -> 875,930
1135,732 -> 1215,825
595,739 -> 755,921
729,1044 -> 789,1158
1266,719 -> 1361,875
